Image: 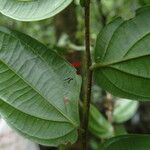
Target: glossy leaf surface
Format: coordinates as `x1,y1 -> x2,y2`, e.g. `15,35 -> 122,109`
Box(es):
0,0 -> 72,21
94,6 -> 150,101
0,27 -> 81,146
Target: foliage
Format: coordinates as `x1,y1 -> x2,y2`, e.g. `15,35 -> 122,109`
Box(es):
100,135 -> 150,150
0,0 -> 150,150
89,105 -> 114,138
113,98 -> 139,123
93,6 -> 150,101
0,0 -> 72,21
0,27 -> 81,146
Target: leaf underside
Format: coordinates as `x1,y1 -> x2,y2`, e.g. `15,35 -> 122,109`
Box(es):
0,0 -> 72,21
101,135 -> 150,150
94,6 -> 150,101
0,27 -> 81,146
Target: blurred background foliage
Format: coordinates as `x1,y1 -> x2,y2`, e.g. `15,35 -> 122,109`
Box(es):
0,0 -> 150,150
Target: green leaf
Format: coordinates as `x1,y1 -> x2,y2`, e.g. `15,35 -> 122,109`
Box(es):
100,135 -> 150,150
0,0 -> 72,21
93,6 -> 150,101
114,125 -> 127,136
113,99 -> 139,123
0,27 -> 81,146
89,105 -> 114,138
139,0 -> 150,5
80,0 -> 85,7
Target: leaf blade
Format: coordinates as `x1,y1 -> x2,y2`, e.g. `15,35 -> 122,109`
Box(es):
89,105 -> 114,138
101,135 -> 150,150
94,6 -> 150,101
0,0 -> 72,21
0,27 -> 81,146
113,98 -> 139,123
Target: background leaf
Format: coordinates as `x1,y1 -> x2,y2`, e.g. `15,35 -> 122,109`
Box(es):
113,98 -> 139,123
94,6 -> 150,101
100,134 -> 150,150
0,27 -> 81,146
89,105 -> 114,138
139,0 -> 150,5
0,0 -> 72,21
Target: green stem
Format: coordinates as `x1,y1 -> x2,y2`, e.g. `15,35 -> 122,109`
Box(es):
82,0 -> 92,149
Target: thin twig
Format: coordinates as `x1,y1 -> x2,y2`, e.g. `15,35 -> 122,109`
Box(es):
82,0 -> 92,150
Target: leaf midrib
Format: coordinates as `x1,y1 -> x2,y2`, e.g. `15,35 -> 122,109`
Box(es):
0,33 -> 78,128
0,100 -> 75,139
3,109 -> 76,141
91,53 -> 150,71
0,98 -> 71,123
0,58 -> 77,127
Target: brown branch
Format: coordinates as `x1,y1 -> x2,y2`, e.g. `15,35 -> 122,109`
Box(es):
82,0 -> 92,150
